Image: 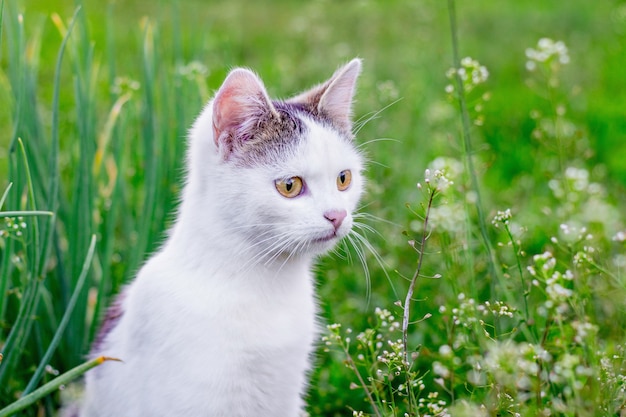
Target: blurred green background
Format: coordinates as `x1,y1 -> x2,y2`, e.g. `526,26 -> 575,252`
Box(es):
1,0 -> 625,415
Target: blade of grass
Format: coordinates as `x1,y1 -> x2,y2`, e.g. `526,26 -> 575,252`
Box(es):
0,139 -> 43,387
22,235 -> 97,396
88,165 -> 123,343
0,356 -> 118,417
0,237 -> 14,341
8,12 -> 23,153
8,13 -> 48,195
89,103 -> 132,343
0,210 -> 53,218
18,137 -> 41,285
0,182 -> 14,325
128,18 -> 158,276
0,0 -> 5,62
0,183 -> 12,209
64,6 -> 97,360
41,4 -> 81,256
0,188 -> 11,337
0,184 -> 14,335
88,6 -> 121,344
31,13 -> 81,363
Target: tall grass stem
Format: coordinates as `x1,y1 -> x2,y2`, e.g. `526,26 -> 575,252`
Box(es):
22,235 -> 97,396
446,0 -> 500,293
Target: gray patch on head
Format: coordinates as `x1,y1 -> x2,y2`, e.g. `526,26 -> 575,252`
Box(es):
229,99 -> 354,167
230,101 -> 308,167
287,92 -> 355,140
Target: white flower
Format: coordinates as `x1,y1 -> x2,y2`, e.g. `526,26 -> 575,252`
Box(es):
547,282 -> 573,299
433,361 -> 450,378
439,344 -> 453,357
423,166 -> 455,192
525,38 -> 570,69
445,57 -> 489,93
492,208 -> 512,226
613,231 -> 626,242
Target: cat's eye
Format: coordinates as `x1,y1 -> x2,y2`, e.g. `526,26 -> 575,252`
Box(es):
275,177 -> 304,198
337,170 -> 352,191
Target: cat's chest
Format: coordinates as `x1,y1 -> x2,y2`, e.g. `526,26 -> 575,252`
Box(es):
185,282 -> 316,345
125,259 -> 319,355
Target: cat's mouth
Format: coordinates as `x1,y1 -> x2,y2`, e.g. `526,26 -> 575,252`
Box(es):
313,230 -> 344,244
313,234 -> 335,244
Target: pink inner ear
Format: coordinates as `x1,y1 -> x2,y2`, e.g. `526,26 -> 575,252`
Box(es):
286,58 -> 362,136
212,69 -> 277,146
318,59 -> 362,133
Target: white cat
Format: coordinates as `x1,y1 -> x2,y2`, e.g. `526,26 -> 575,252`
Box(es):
80,58 -> 364,417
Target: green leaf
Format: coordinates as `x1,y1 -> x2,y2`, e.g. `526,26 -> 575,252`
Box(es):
0,356 -> 118,417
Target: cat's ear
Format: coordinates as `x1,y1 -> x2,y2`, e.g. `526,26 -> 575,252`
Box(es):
288,58 -> 362,136
212,68 -> 279,157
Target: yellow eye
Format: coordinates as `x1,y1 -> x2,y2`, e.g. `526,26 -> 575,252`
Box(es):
275,176 -> 304,198
337,170 -> 352,191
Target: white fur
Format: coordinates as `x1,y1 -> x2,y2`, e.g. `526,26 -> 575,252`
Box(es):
80,66 -> 364,416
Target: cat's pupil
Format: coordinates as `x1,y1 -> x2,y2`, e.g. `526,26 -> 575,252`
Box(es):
286,179 -> 293,191
339,172 -> 346,183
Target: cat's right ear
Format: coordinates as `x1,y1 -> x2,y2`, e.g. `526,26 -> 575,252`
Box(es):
288,58 -> 362,137
212,69 -> 279,158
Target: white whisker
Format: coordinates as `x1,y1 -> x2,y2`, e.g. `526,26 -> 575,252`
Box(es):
365,160 -> 390,169
344,233 -> 371,303
353,221 -> 384,240
354,211 -> 401,228
358,137 -> 400,147
353,98 -> 402,135
235,228 -> 298,273
350,229 -> 400,301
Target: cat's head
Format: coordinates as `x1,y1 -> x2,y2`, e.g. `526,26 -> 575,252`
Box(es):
186,59 -> 364,263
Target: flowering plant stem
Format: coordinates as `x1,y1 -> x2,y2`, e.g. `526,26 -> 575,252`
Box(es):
401,188 -> 437,413
402,189 -> 436,373
341,343 -> 383,417
503,224 -> 531,323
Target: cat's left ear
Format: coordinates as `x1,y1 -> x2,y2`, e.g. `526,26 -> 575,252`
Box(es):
288,58 -> 362,137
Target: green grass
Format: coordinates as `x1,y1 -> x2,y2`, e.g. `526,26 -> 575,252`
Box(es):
1,0 -> 626,415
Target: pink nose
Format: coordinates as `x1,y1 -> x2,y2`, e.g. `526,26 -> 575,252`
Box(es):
324,209 -> 347,230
